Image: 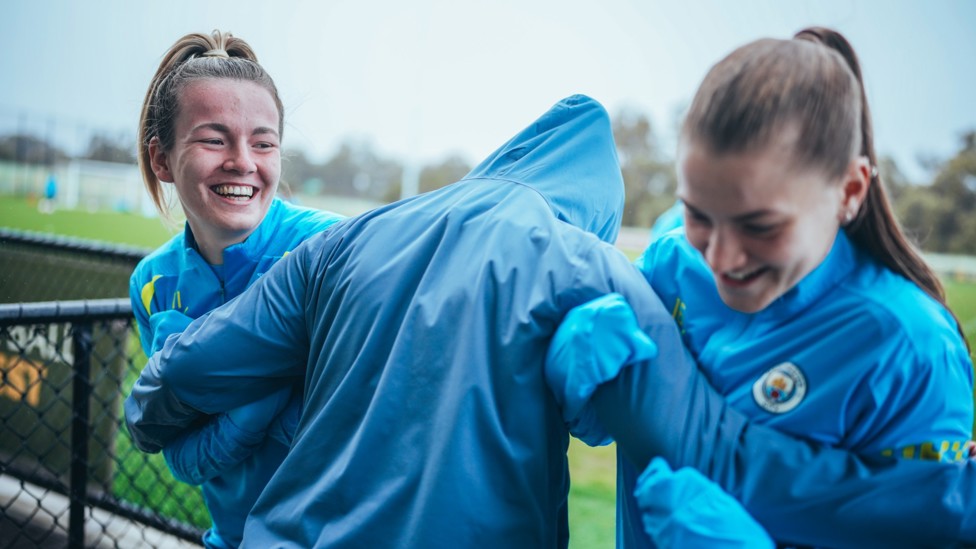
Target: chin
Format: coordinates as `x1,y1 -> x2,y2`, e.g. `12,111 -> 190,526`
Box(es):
222,217 -> 263,235
718,292 -> 772,314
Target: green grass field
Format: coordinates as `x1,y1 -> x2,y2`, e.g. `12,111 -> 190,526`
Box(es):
1,195 -> 178,248
2,194 -> 975,547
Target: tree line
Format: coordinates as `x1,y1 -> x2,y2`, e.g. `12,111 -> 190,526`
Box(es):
1,115 -> 974,254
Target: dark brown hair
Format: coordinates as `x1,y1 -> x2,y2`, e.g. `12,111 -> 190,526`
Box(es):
682,26 -> 967,347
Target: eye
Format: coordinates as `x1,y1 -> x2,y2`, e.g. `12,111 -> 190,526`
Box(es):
740,222 -> 781,237
685,207 -> 711,226
254,141 -> 277,150
200,138 -> 224,146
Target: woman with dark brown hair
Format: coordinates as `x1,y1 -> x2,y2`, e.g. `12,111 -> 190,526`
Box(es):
548,27 -> 973,547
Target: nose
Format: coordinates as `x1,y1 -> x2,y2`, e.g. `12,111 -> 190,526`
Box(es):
703,226 -> 747,274
223,143 -> 256,174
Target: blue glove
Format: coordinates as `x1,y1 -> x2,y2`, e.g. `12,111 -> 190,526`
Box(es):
227,386 -> 294,435
266,393 -> 303,447
148,309 -> 193,355
545,293 -> 657,445
636,457 -> 774,548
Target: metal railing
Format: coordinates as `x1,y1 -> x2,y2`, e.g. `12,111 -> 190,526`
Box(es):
0,230 -> 206,548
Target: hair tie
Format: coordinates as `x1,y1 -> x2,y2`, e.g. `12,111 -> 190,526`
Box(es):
202,48 -> 229,59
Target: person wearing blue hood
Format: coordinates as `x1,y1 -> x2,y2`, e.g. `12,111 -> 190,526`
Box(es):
126,93 -> 640,547
127,94 -> 976,548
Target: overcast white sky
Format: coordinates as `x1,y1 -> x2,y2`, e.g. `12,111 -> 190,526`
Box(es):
1,0 -> 974,182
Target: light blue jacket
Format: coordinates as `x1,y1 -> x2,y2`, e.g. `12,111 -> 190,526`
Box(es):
546,229 -> 974,547
648,200 -> 683,241
616,229 -> 973,548
126,95 -> 659,547
128,197 -> 343,548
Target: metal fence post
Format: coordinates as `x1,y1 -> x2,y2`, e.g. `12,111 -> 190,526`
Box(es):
68,321 -> 93,549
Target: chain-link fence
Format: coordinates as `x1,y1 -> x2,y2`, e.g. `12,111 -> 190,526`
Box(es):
0,230 -> 207,548
0,228 -> 154,305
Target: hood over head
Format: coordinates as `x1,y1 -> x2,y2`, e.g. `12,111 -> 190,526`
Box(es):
463,94 -> 624,243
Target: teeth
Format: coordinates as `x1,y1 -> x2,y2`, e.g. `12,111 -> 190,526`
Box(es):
213,184 -> 254,198
726,270 -> 754,281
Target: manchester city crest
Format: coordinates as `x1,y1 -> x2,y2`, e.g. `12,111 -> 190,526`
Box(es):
752,362 -> 807,413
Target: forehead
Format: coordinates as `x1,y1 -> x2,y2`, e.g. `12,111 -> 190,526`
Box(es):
677,139 -> 832,215
176,78 -> 280,130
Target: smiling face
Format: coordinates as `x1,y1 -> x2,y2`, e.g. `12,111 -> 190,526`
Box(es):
677,136 -> 859,313
148,78 -> 281,264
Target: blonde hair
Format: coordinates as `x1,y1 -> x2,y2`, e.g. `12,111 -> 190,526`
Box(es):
682,27 -> 967,348
137,30 -> 284,221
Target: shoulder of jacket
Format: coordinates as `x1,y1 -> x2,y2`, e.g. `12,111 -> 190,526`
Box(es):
836,266 -> 966,366
132,233 -> 188,280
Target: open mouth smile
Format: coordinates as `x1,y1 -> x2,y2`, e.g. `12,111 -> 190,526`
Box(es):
211,184 -> 255,201
720,267 -> 767,286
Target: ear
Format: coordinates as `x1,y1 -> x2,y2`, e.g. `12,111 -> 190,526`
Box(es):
148,137 -> 174,183
838,156 -> 871,223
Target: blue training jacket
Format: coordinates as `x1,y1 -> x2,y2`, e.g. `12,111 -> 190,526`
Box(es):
614,229 -> 974,548
128,197 -> 343,548
647,200 -> 684,241
125,95 -> 670,547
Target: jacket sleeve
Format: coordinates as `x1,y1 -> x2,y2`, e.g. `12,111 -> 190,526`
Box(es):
161,385 -> 295,483
162,413 -> 265,485
124,239 -> 319,453
545,293 -> 657,446
588,301 -> 976,547
147,310 -> 193,356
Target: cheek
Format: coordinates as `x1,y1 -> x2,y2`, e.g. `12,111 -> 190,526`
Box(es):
174,151 -> 209,179
773,224 -> 832,275
262,155 -> 282,180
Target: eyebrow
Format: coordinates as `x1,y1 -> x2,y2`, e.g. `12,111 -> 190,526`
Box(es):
682,199 -> 777,222
190,122 -> 280,139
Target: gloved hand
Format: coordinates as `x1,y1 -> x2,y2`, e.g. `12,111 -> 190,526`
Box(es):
227,386 -> 294,435
545,293 -> 657,445
636,457 -> 774,548
148,309 -> 194,355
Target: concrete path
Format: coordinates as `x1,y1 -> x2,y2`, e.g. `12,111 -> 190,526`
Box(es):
0,474 -> 201,548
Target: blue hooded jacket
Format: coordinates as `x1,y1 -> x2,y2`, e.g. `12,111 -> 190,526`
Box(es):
125,95 -> 664,547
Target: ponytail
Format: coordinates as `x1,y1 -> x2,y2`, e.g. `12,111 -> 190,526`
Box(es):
796,27 -> 969,350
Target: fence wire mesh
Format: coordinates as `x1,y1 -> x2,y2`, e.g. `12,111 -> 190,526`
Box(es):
1,230 -> 207,548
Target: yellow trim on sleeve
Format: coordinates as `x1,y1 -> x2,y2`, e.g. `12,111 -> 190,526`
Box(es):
881,440 -> 972,462
141,275 -> 164,315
